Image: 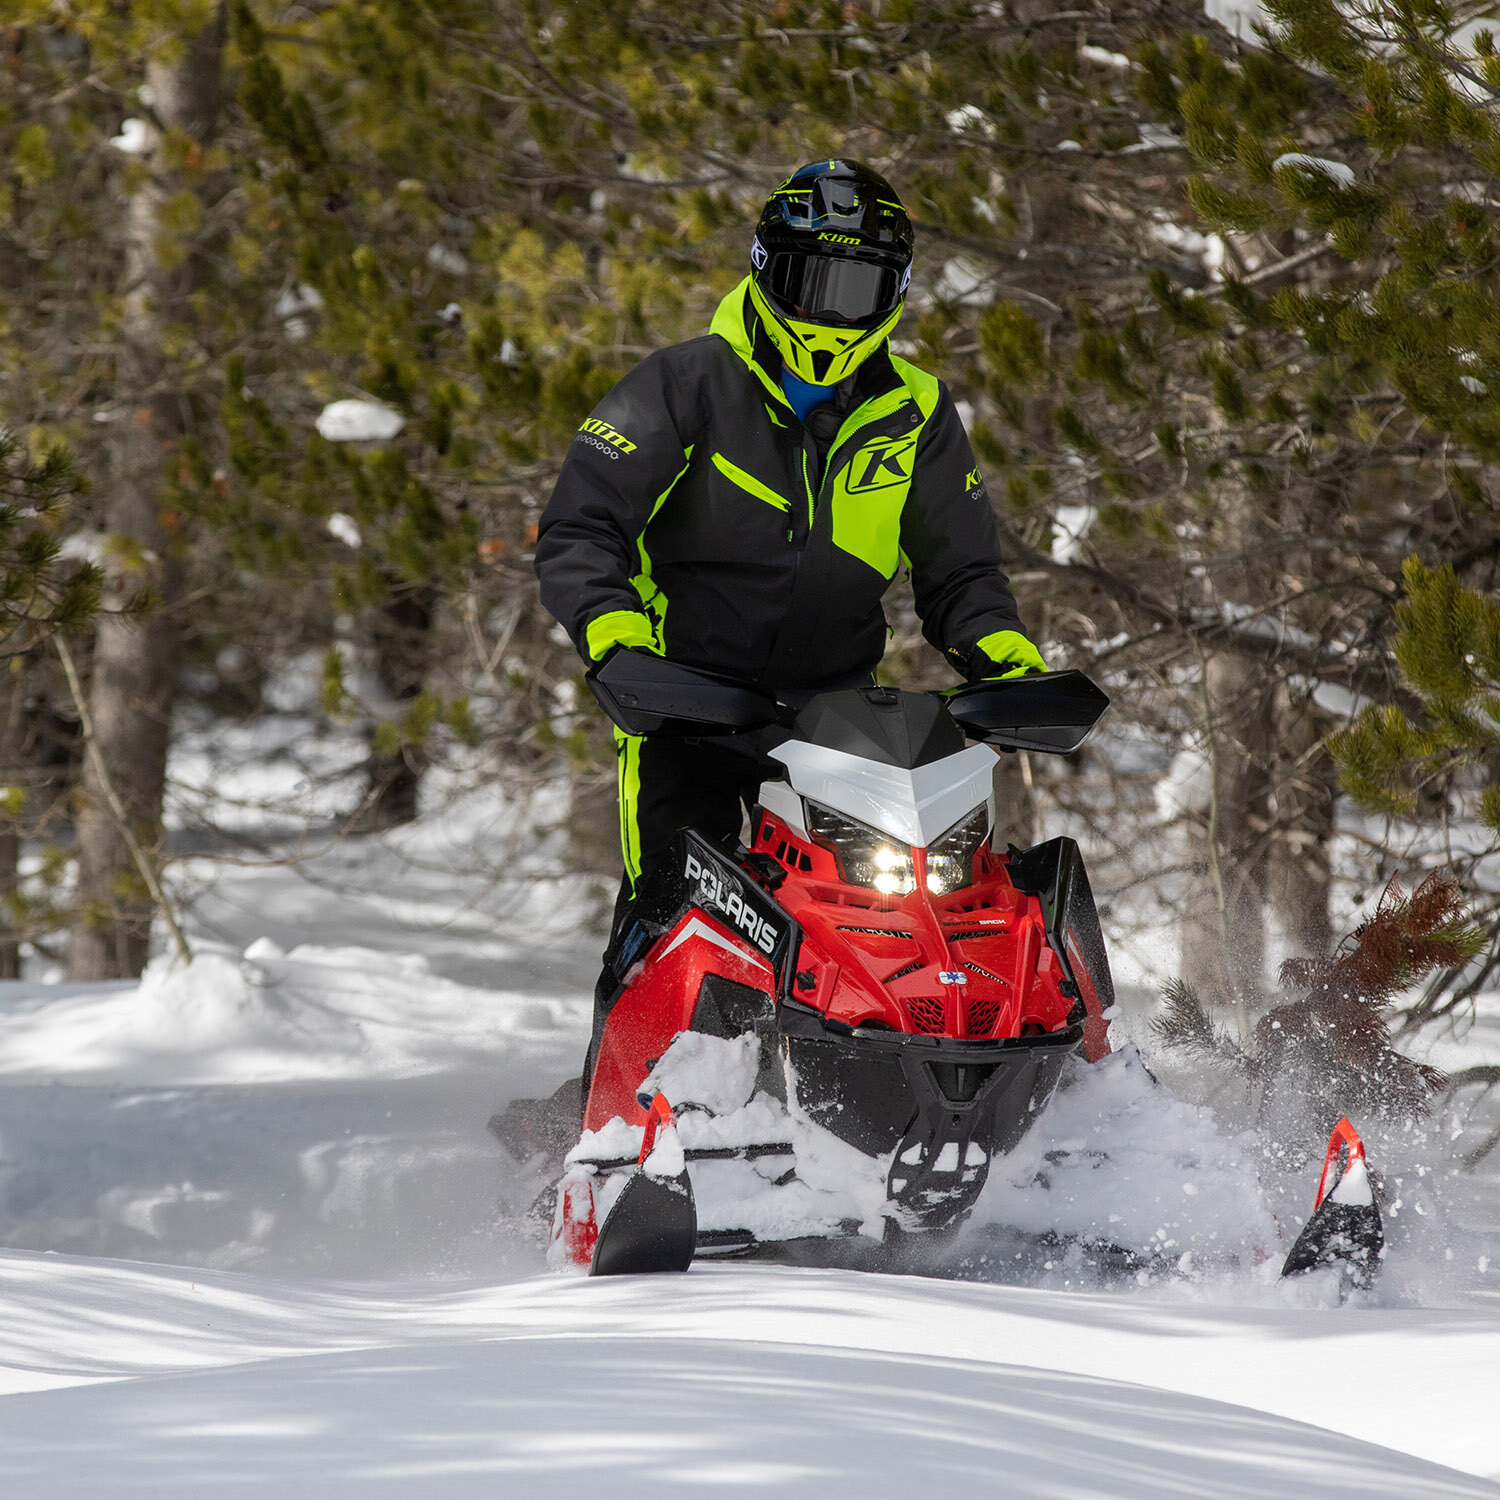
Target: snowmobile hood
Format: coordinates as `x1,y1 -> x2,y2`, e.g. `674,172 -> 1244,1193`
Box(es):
767,739 -> 997,848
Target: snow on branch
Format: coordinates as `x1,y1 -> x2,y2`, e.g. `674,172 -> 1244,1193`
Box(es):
315,400 -> 406,444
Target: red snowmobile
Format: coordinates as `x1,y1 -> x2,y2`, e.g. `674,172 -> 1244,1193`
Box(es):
531,652 -> 1386,1285
549,653 -> 1118,1275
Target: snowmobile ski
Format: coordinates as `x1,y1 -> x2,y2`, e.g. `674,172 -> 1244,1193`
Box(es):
1280,1117 -> 1384,1292
589,1092 -> 697,1277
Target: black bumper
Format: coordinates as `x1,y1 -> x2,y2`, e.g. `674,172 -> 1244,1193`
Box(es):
779,999 -> 1082,1228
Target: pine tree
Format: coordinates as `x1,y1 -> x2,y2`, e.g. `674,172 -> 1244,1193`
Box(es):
990,0 -> 1500,1007
3,5 -> 553,965
1329,558 -> 1500,1028
474,0 -> 1361,985
0,432 -> 100,645
322,0 -> 1420,978
1144,0 -> 1500,1033
0,429 -> 101,975
1333,559 -> 1500,829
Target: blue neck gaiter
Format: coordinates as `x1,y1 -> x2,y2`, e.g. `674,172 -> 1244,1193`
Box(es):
780,365 -> 837,423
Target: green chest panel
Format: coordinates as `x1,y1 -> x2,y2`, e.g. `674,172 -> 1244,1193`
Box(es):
821,356 -> 939,579
829,430 -> 920,577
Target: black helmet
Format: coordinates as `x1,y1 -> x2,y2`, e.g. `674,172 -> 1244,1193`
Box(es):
749,160 -> 915,384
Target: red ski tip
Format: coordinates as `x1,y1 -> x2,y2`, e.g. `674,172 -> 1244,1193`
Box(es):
548,1167 -> 599,1270
635,1090 -> 677,1165
1281,1117 -> 1383,1292
1313,1118 -> 1370,1212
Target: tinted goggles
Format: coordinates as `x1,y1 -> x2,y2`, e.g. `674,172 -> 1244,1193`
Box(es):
763,251 -> 907,327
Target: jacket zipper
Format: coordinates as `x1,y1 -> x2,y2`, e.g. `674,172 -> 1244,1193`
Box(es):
786,438 -> 817,547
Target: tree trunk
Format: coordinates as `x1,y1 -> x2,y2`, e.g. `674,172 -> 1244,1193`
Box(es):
1179,649 -> 1275,1022
351,584 -> 437,832
1267,683 -> 1336,963
0,655 -> 31,978
1177,425 -> 1286,1025
68,11 -> 225,980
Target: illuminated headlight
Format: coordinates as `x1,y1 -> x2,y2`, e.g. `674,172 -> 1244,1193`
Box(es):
925,806 -> 991,896
806,803 -> 916,895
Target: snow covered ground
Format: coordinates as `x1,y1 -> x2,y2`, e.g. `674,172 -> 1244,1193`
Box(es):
3,789 -> 1500,1495
5,1253 -> 1500,1497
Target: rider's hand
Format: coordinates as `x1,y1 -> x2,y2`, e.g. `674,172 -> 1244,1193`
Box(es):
584,609 -> 659,664
967,629 -> 1047,682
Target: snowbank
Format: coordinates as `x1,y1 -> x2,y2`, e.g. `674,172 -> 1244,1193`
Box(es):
0,939 -> 573,1085
0,934 -> 589,1274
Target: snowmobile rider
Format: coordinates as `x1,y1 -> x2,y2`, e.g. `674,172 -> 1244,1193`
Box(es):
534,159 -> 1046,1086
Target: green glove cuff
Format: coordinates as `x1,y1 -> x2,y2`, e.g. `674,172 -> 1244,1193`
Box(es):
973,629 -> 1048,680
584,609 -> 657,664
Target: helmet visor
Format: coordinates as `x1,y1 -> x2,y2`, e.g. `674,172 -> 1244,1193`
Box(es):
765,252 -> 904,327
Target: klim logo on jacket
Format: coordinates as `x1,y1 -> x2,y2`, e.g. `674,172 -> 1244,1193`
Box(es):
684,850 -> 779,955
846,434 -> 917,494
577,417 -> 637,454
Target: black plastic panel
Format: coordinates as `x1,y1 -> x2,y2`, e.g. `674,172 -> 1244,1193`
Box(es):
587,649 -> 781,737
945,670 -> 1110,754
616,830 -> 802,1001
793,687 -> 967,770
786,1036 -> 915,1153
782,1019 -> 1082,1229
693,973 -> 776,1038
1008,835 -> 1116,1015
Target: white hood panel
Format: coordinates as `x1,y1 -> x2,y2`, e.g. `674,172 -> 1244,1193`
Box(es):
766,741 -> 998,848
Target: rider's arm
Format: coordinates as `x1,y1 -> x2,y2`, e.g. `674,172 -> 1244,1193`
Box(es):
900,390 -> 1047,680
535,351 -> 698,663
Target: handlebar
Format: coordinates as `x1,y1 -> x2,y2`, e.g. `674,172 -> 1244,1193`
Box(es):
585,649 -> 1110,756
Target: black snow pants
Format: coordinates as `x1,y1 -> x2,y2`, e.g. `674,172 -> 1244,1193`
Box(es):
583,734 -> 769,1093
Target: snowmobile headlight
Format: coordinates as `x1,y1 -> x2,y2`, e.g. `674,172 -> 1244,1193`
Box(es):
925,806 -> 991,896
806,802 -> 916,895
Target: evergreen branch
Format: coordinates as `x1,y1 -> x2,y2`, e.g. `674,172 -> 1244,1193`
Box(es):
1151,978 -> 1253,1070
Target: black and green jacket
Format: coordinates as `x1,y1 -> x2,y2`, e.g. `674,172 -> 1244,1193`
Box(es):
535,278 -> 1031,692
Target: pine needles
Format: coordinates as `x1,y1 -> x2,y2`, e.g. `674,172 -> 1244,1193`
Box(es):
1154,977 -> 1251,1072
1329,558 -> 1500,841
1153,873 -> 1485,1150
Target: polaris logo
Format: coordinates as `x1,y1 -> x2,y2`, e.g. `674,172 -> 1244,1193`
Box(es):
684,851 -> 778,956
938,970 -> 967,986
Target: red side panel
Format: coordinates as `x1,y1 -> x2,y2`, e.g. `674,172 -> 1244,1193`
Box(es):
1065,930 -> 1112,1062
584,911 -> 775,1133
